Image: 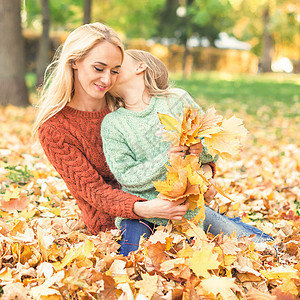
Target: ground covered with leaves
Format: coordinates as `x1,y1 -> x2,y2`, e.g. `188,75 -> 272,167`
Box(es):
0,104 -> 299,299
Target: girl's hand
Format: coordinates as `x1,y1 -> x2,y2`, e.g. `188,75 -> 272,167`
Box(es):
188,141 -> 203,156
200,164 -> 217,203
168,145 -> 189,159
204,178 -> 217,203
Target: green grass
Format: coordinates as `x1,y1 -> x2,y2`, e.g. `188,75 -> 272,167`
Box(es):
25,72 -> 37,92
170,72 -> 300,118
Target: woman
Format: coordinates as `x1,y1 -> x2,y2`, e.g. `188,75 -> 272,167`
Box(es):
101,50 -> 273,256
33,23 -> 192,235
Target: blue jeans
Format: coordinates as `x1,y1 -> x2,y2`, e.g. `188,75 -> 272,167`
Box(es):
119,219 -> 155,256
119,206 -> 273,256
203,206 -> 273,243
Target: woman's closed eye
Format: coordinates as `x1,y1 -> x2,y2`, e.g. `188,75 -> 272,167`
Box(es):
94,66 -> 119,74
94,66 -> 103,72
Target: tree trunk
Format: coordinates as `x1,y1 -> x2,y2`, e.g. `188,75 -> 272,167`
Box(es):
182,42 -> 190,79
261,7 -> 273,72
83,0 -> 92,24
181,0 -> 193,79
0,0 -> 29,106
36,0 -> 50,87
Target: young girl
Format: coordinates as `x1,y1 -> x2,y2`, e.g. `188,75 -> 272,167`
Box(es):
101,50 -> 273,256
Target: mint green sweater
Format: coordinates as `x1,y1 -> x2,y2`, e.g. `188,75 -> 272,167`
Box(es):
101,88 -> 215,228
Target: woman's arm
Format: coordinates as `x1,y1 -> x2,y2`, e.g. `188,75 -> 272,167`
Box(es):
39,122 -> 145,219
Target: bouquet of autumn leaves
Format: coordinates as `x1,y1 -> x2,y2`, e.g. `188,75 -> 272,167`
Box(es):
153,106 -> 248,226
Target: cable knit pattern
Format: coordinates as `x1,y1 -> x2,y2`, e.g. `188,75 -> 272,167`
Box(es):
38,105 -> 145,234
101,89 -> 216,228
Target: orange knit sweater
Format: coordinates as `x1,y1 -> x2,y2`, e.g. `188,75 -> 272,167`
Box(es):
38,105 -> 144,234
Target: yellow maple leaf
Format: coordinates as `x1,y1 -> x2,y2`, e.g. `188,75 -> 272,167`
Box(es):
177,245 -> 195,258
3,187 -> 20,201
0,267 -> 13,281
30,271 -> 64,299
160,258 -> 186,272
158,113 -> 181,145
188,244 -> 220,278
158,106 -> 225,149
135,273 -> 158,299
158,106 -> 247,161
204,115 -> 247,160
273,278 -> 299,296
180,106 -> 201,146
197,107 -> 223,130
181,219 -> 207,243
153,155 -> 207,205
199,275 -> 241,299
20,208 -> 37,219
52,238 -> 94,271
153,168 -> 188,200
260,266 -> 299,280
158,112 -> 181,132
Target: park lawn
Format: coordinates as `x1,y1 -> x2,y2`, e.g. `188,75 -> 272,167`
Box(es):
171,71 -> 300,117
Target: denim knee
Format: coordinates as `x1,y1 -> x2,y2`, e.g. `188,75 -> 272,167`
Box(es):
119,219 -> 155,256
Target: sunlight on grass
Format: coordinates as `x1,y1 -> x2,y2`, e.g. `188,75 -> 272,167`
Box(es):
170,71 -> 300,118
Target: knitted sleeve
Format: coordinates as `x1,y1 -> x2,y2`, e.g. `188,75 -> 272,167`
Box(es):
101,120 -> 169,192
38,122 -> 145,219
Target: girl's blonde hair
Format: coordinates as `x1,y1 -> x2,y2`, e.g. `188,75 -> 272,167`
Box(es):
126,49 -> 170,97
32,22 -> 124,138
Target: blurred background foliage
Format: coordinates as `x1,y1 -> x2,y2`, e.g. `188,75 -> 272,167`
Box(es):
0,0 -> 299,107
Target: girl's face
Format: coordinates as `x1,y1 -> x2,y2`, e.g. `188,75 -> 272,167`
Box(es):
110,53 -> 138,96
72,41 -> 122,102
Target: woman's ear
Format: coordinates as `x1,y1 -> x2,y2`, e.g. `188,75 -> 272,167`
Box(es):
71,61 -> 78,70
136,62 -> 147,74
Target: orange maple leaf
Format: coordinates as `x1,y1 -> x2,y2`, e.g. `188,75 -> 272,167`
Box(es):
153,155 -> 206,204
146,241 -> 169,267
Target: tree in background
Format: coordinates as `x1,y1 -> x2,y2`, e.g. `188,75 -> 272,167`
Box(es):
0,0 -> 29,106
24,0 -> 87,87
36,0 -> 51,87
229,0 -> 299,72
91,0 -> 164,39
24,0 -> 83,31
158,0 -> 233,78
84,0 -> 92,24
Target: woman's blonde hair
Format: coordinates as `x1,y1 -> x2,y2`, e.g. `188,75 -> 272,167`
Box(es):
126,49 -> 171,97
32,22 -> 124,138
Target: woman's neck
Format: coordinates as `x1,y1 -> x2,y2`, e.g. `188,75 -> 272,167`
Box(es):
68,94 -> 107,112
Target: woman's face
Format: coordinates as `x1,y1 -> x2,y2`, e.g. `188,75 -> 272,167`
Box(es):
72,41 -> 122,101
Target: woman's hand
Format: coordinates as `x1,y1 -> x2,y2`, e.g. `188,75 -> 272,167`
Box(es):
134,198 -> 189,220
168,145 -> 189,159
188,141 -> 203,156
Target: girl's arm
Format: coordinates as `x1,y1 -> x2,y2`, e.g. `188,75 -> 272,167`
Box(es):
101,122 -> 170,192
